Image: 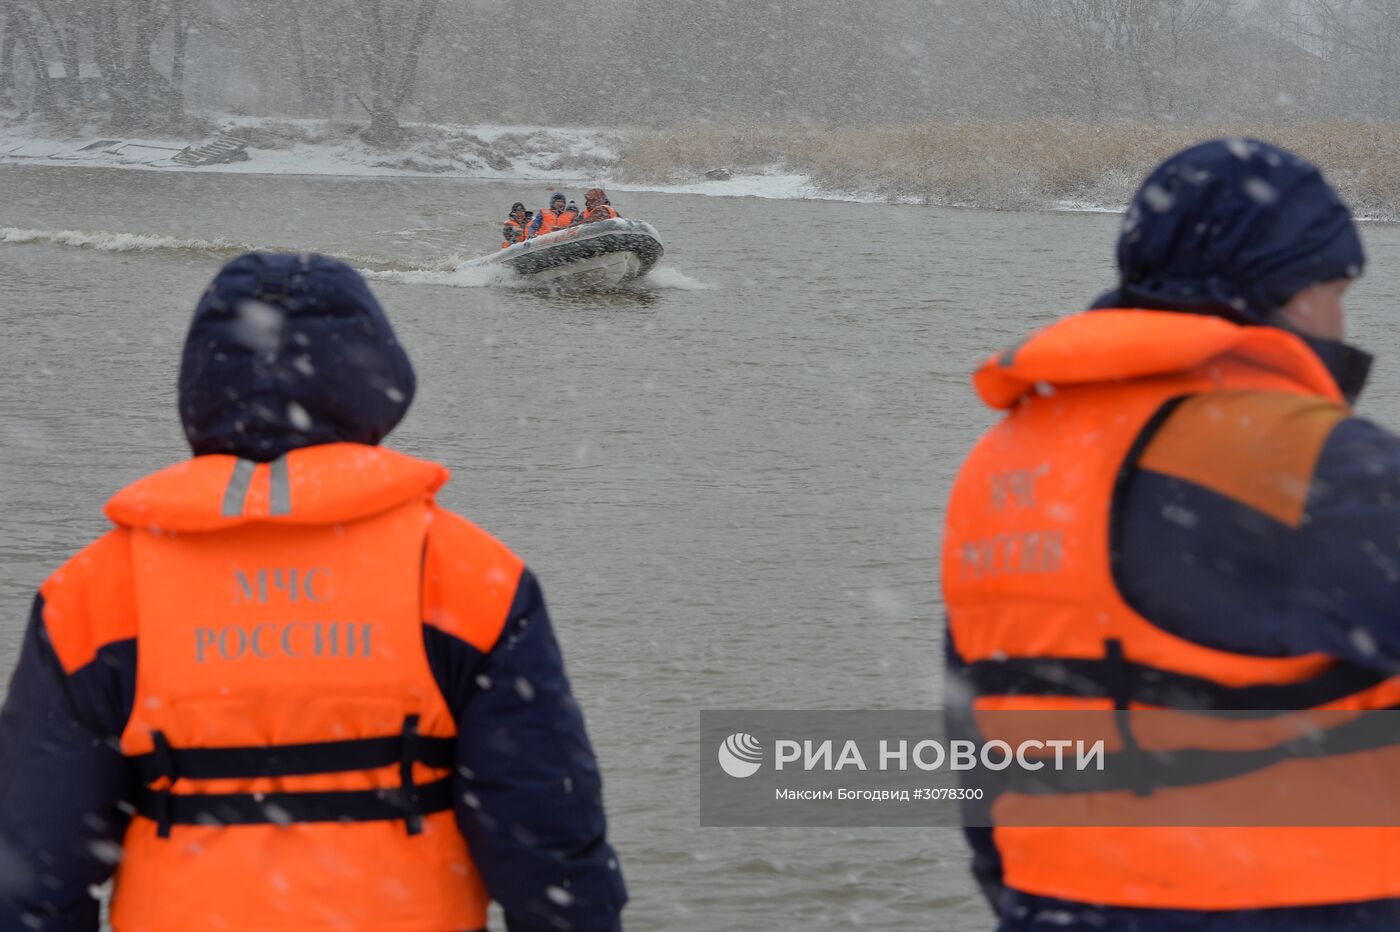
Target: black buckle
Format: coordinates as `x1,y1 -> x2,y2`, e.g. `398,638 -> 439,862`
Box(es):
397,715 -> 423,836
1104,639 -> 1152,798
150,730 -> 177,838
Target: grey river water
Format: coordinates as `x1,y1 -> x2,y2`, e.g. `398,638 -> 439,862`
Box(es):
6,165 -> 1400,930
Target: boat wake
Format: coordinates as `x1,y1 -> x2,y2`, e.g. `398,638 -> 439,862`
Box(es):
0,225 -> 709,291
359,264 -> 522,288
0,226 -> 247,256
363,262 -> 709,292
1,226 -> 444,274
640,266 -> 711,290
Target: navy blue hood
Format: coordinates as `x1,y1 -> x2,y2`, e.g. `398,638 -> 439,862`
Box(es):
178,252 -> 416,461
1093,138 -> 1364,324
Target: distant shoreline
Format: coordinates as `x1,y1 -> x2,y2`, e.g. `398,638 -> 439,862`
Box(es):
618,118 -> 1400,222
4,115 -> 1397,220
0,117 -> 852,206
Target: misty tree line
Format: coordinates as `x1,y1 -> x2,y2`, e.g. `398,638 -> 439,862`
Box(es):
4,0 -> 1400,140
989,0 -> 1400,120
0,0 -> 439,141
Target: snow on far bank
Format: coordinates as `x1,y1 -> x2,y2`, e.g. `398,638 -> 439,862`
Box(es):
0,117 -> 1135,211
9,115 -> 1397,220
0,116 -> 867,204
0,117 -> 617,179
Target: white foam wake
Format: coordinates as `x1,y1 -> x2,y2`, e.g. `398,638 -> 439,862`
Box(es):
0,226 -> 241,254
364,262 -> 711,291
0,226 -> 422,273
359,263 -> 523,289
1,226 -> 712,291
641,266 -> 711,290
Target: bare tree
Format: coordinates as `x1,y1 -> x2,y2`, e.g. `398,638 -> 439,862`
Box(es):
1308,0 -> 1400,116
987,0 -> 1235,118
1157,0 -> 1237,112
79,0 -> 200,130
283,0 -> 336,114
26,0 -> 81,106
2,0 -> 54,115
167,0 -> 191,119
0,21 -> 15,106
247,0 -> 439,142
338,0 -> 439,144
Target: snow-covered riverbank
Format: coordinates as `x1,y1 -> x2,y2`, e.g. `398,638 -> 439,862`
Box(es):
0,116 -> 853,204
10,115 -> 1393,220
0,117 -> 613,176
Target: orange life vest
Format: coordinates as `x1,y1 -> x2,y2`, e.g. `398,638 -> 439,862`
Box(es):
535,208 -> 578,236
87,443 -> 519,931
943,309 -> 1400,911
581,205 -> 618,223
502,217 -> 528,248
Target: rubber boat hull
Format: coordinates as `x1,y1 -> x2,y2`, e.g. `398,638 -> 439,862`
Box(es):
464,218 -> 664,288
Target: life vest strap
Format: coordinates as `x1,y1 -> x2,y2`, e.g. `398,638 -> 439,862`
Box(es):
133,716 -> 454,838
130,729 -> 455,781
134,777 -> 453,832
995,707 -> 1400,797
962,655 -> 1388,711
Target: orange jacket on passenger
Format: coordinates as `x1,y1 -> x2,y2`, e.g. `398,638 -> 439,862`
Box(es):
533,207 -> 578,236
943,309 -> 1400,911
581,205 -> 619,223
501,218 -> 527,249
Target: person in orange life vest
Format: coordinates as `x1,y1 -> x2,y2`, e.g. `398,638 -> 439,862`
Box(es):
528,192 -> 578,237
944,139 -> 1400,932
579,187 -> 619,223
0,252 -> 626,932
501,201 -> 530,247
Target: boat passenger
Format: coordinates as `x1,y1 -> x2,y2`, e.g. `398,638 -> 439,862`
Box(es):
501,202 -> 530,247
529,192 -> 579,237
579,188 -> 620,223
500,223 -> 525,249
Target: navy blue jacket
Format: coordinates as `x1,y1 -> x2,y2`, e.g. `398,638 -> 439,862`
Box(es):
964,333 -> 1400,931
0,253 -> 625,932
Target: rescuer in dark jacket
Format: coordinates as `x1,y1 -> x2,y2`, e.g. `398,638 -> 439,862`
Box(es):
529,192 -> 579,237
0,252 -> 626,932
947,139 -> 1400,930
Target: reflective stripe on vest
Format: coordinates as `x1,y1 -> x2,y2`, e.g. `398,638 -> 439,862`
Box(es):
107,449 -> 489,931
943,310 -> 1400,910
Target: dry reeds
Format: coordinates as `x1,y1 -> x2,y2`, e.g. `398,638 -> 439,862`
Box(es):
616,119 -> 1400,217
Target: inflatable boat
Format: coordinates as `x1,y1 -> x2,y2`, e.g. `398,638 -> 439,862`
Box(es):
462,218 -> 664,289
